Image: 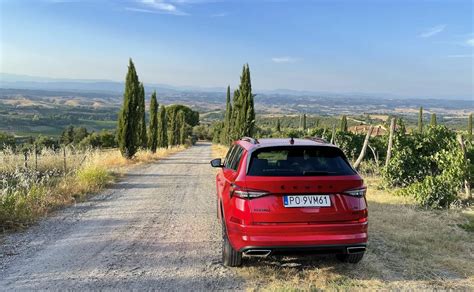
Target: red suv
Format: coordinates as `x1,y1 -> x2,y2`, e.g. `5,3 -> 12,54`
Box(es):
211,137 -> 368,267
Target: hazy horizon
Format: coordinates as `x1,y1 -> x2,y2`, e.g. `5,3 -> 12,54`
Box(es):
1,0 -> 473,99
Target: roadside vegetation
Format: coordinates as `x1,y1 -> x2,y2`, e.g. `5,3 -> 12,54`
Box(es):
0,145 -> 186,230
0,58 -> 198,231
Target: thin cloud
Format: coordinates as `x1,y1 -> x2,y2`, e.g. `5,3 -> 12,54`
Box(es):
467,38 -> 474,47
125,7 -> 160,13
419,24 -> 446,38
272,57 -> 300,63
134,0 -> 188,15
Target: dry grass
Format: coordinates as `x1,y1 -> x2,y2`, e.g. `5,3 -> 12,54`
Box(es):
228,174 -> 473,290
211,144 -> 229,160
0,146 -> 186,229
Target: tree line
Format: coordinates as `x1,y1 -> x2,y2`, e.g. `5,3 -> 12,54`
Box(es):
117,59 -> 198,158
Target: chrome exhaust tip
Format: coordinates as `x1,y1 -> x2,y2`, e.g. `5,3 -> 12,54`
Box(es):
243,249 -> 272,257
347,246 -> 366,254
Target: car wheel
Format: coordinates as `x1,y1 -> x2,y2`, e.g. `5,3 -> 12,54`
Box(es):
336,252 -> 364,264
221,221 -> 242,267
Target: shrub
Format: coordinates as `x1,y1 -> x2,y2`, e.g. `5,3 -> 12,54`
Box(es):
76,165 -> 111,192
383,125 -> 458,187
389,126 -> 469,208
396,175 -> 458,209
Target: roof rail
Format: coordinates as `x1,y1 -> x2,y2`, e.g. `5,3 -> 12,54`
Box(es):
305,136 -> 329,144
240,137 -> 259,144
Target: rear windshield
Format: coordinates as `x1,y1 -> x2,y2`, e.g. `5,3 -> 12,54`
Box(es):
247,146 -> 356,176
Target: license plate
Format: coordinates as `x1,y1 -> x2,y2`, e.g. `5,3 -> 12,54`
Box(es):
283,195 -> 331,208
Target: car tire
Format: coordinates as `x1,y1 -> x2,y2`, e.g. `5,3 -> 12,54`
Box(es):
221,221 -> 242,267
336,252 -> 364,264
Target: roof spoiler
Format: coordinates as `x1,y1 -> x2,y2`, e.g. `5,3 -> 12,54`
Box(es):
240,137 -> 259,144
304,136 -> 329,144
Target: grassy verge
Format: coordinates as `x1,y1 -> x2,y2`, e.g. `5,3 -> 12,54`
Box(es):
0,146 -> 186,230
211,145 -> 473,290
211,144 -> 229,160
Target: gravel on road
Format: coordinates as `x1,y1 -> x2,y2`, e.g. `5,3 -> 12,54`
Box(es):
0,142 -> 243,290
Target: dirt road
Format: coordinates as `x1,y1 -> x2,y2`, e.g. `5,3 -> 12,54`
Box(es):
0,142 -> 242,290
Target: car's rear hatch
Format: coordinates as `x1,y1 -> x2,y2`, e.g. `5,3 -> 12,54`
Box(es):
244,145 -> 365,224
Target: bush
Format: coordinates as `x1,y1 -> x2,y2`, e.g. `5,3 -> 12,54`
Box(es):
387,126 -> 469,208
383,125 -> 458,187
76,165 -> 111,192
466,143 -> 474,186
0,131 -> 16,150
396,175 -> 458,209
193,125 -> 212,140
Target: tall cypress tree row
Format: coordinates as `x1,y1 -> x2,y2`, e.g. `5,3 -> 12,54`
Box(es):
148,90 -> 159,153
178,111 -> 186,145
117,59 -> 140,159
418,106 -> 423,133
468,113 -> 473,142
138,83 -> 147,148
340,115 -> 348,132
430,113 -> 437,127
157,105 -> 168,148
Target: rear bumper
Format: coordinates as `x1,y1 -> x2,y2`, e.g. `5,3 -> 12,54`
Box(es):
241,244 -> 367,256
227,221 -> 368,252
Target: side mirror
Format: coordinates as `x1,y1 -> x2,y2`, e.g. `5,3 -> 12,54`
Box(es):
210,158 -> 223,168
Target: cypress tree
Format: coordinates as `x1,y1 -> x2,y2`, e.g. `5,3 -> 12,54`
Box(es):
430,113 -> 437,127
302,114 -> 307,131
244,64 -> 255,137
168,109 -> 181,146
117,58 -> 140,159
157,105 -> 168,148
138,83 -> 147,148
340,115 -> 348,132
418,106 -> 423,133
222,86 -> 233,145
468,113 -> 473,142
213,121 -> 224,144
178,111 -> 186,145
276,119 -> 281,132
170,109 -> 176,146
148,90 -> 158,153
230,89 -> 241,141
231,64 -> 254,139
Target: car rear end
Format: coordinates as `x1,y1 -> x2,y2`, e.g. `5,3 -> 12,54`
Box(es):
226,140 -> 368,261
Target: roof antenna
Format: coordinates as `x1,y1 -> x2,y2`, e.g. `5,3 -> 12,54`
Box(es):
290,137 -> 295,145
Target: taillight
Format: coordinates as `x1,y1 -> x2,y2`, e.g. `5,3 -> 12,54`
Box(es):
230,184 -> 269,199
344,187 -> 367,197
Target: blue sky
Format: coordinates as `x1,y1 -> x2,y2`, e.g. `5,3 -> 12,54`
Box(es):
0,0 -> 473,98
